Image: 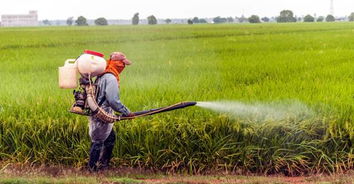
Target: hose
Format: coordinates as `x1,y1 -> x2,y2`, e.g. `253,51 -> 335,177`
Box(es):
85,83 -> 196,123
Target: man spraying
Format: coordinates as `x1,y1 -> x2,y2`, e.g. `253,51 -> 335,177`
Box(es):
61,50 -> 197,170
88,52 -> 132,171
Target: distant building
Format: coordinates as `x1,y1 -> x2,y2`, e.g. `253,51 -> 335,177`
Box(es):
1,11 -> 38,27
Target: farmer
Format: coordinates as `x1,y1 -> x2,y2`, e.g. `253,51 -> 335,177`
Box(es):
88,52 -> 132,171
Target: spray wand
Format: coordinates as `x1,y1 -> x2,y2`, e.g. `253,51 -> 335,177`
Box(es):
118,101 -> 197,121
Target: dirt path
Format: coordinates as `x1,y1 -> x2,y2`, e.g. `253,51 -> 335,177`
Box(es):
141,175 -> 353,184
0,164 -> 353,184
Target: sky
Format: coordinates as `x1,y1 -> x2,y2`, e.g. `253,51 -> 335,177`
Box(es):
0,0 -> 353,20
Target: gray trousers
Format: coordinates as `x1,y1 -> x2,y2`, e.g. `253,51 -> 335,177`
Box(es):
89,117 -> 114,143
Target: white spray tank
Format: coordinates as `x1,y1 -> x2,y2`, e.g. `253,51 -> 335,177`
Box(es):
76,50 -> 107,78
58,59 -> 78,89
58,50 -> 107,89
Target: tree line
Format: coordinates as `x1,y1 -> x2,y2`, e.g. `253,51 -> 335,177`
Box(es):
275,10 -> 336,23
47,11 -> 354,26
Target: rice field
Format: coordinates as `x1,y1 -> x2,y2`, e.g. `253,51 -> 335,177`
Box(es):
0,23 -> 353,175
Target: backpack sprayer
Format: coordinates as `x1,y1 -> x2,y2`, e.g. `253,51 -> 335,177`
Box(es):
59,50 -> 196,123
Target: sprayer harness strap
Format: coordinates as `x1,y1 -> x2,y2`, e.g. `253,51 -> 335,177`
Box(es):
85,80 -> 119,124
93,76 -> 105,107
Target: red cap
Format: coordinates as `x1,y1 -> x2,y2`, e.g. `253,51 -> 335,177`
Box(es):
84,50 -> 104,57
110,52 -> 132,65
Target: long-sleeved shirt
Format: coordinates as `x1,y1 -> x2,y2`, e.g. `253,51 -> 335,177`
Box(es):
89,73 -> 130,143
95,73 -> 130,115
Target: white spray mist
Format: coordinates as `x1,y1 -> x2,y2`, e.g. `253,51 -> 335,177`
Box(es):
196,101 -> 314,122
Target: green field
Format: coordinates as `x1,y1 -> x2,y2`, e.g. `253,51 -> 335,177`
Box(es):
0,23 -> 353,175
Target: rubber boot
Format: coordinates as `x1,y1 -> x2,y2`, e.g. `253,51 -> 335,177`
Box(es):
98,130 -> 116,170
88,142 -> 103,172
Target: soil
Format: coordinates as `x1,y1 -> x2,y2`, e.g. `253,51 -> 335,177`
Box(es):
0,163 -> 353,184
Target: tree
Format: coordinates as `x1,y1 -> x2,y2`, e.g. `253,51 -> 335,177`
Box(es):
147,15 -> 157,25
94,17 -> 108,25
165,18 -> 172,24
261,17 -> 270,22
66,17 -> 73,26
277,10 -> 297,23
213,16 -> 227,24
192,17 -> 200,24
42,19 -> 51,25
227,17 -> 234,23
76,16 -> 88,26
348,13 -> 354,21
199,19 -> 208,24
248,15 -> 261,23
326,15 -> 335,22
132,13 -> 139,25
187,19 -> 193,24
303,15 -> 315,22
317,16 -> 324,22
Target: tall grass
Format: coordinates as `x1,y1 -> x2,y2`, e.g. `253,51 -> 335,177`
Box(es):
0,23 -> 353,175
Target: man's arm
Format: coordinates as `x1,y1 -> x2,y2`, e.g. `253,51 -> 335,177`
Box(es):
104,75 -> 130,116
